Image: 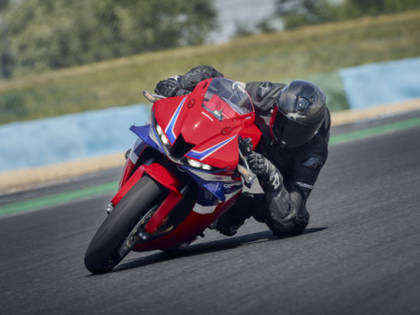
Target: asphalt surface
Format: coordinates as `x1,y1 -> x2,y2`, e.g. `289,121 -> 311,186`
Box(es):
1,117 -> 420,314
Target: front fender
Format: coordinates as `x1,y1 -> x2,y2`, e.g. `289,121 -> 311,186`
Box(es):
111,163 -> 181,206
142,164 -> 180,194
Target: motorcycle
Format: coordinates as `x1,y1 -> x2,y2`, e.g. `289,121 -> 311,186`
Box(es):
84,77 -> 262,274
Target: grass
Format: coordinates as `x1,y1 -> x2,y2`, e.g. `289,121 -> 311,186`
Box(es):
1,10 -> 420,124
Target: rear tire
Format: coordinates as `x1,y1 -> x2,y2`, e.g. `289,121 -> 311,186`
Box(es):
84,175 -> 164,274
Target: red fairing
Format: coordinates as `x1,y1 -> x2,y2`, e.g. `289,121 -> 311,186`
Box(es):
153,79 -> 258,171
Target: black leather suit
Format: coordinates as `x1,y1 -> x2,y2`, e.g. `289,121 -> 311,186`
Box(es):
155,66 -> 330,236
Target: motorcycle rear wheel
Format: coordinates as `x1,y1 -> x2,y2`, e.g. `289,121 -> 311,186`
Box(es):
84,175 -> 165,274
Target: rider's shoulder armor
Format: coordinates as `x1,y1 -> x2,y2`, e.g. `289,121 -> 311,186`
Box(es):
245,81 -> 286,135
245,81 -> 286,115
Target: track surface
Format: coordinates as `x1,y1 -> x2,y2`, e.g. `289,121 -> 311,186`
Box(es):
1,122 -> 420,314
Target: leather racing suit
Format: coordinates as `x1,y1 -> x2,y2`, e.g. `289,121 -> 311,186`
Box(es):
154,66 -> 330,236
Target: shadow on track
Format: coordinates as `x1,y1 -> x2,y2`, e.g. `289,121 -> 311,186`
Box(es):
112,227 -> 327,273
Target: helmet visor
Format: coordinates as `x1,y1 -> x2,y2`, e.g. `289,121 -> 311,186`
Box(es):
273,113 -> 320,148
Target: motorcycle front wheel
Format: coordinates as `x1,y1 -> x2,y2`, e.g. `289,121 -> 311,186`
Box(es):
84,174 -> 165,274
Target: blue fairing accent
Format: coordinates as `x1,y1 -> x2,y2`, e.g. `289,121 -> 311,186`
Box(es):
186,135 -> 236,161
183,166 -> 241,202
130,124 -> 163,153
183,167 -> 225,201
197,187 -> 219,206
165,96 -> 187,144
223,182 -> 243,195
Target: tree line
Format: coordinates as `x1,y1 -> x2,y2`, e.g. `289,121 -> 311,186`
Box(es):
276,0 -> 420,30
235,0 -> 420,36
1,0 -> 419,79
0,0 -> 216,79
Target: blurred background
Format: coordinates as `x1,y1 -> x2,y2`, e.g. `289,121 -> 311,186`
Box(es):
0,0 -> 420,172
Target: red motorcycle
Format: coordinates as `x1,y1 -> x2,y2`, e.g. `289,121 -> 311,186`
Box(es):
84,78 -> 262,274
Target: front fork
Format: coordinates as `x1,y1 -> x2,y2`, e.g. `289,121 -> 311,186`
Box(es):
110,140 -> 190,238
111,161 -> 186,255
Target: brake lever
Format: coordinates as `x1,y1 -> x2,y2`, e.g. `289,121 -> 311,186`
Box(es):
238,155 -> 256,188
237,137 -> 257,188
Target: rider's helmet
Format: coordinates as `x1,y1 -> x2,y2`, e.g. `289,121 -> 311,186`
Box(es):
272,80 -> 327,148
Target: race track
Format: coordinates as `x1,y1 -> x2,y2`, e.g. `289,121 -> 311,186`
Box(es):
1,118 -> 420,314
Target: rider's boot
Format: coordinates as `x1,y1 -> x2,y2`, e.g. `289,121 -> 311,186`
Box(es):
212,193 -> 264,236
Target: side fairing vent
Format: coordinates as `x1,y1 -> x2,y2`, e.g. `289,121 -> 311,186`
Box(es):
170,133 -> 195,159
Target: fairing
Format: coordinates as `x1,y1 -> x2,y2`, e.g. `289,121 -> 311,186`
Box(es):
114,78 -> 262,252
130,78 -> 260,201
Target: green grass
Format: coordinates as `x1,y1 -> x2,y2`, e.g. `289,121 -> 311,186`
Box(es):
1,10 -> 420,124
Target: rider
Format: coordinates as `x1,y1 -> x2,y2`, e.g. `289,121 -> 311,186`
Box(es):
154,66 -> 330,236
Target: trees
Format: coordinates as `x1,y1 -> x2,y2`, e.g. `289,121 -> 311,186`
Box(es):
275,0 -> 334,29
275,0 -> 420,30
344,0 -> 420,17
0,0 -> 216,78
0,0 -> 9,12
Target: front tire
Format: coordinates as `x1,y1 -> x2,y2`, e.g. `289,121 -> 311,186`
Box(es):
84,175 -> 165,274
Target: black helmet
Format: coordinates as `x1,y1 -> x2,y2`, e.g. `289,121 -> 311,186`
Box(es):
272,80 -> 327,148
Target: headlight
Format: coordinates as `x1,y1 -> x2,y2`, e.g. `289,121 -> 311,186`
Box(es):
155,123 -> 169,145
155,120 -> 213,171
187,158 -> 212,171
160,133 -> 169,145
156,124 -> 163,135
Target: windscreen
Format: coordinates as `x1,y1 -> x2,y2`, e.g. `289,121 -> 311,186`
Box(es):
202,78 -> 253,121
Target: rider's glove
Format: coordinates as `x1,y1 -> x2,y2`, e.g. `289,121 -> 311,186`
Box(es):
154,78 -> 181,97
247,151 -> 283,192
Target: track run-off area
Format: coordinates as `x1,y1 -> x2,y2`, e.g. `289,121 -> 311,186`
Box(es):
1,112 -> 420,314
